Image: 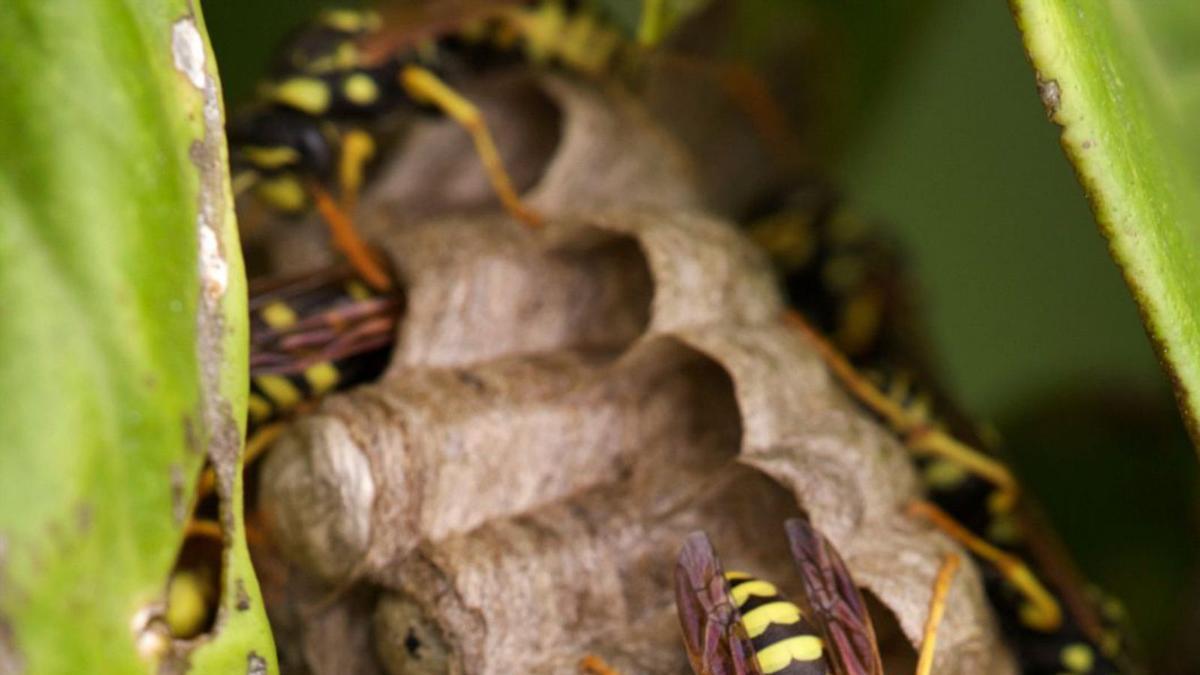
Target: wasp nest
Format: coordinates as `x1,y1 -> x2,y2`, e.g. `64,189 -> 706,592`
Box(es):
254,73 -> 1016,675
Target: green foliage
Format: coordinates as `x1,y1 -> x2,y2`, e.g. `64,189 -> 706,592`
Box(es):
1012,1 -> 1200,455
734,0 -> 941,161
0,1 -> 273,672
1002,389 -> 1198,659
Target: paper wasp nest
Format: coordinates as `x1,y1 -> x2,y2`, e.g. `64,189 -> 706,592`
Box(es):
255,73 -> 1017,674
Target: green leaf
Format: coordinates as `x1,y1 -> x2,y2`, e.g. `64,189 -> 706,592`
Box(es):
795,0 -> 942,159
1010,2 -> 1200,455
0,1 -> 274,672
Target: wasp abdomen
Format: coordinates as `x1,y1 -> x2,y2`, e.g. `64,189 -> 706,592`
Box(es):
724,572 -> 828,675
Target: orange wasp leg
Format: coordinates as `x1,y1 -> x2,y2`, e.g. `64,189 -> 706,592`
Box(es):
915,553 -> 960,675
784,310 -> 1020,511
309,180 -> 394,291
399,64 -> 542,229
908,500 -> 1063,633
578,654 -> 620,675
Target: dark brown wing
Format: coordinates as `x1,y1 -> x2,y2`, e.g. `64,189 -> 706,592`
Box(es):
674,532 -> 762,675
783,518 -> 883,675
248,265 -> 402,377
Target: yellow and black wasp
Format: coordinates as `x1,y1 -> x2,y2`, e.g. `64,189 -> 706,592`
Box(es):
171,0 -> 651,639
166,264 -> 402,639
786,314 -> 1136,674
743,185 -> 913,369
191,263 -> 404,506
748,190 -> 1140,673
675,517 -> 959,675
246,263 -> 402,435
229,1 -> 638,288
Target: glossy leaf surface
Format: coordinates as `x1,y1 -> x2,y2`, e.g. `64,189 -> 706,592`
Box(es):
1012,1 -> 1200,453
0,1 -> 274,672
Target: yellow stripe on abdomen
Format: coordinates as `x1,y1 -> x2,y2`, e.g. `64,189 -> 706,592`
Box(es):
270,77 -> 332,115
755,635 -> 824,673
729,579 -> 778,607
261,301 -> 298,329
248,393 -> 273,424
741,601 -> 802,638
726,573 -> 827,674
254,174 -> 307,213
254,374 -> 302,411
304,362 -> 339,395
242,145 -> 302,170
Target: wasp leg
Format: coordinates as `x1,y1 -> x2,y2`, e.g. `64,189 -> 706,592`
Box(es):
908,500 -> 1063,633
905,430 -> 1018,512
398,64 -> 542,229
784,311 -> 1019,511
578,654 -> 620,675
325,126 -> 386,286
244,421 -> 288,473
915,553 -> 960,675
308,179 -> 393,291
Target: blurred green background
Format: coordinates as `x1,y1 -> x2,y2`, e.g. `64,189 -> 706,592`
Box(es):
838,0 -> 1161,416
835,1 -> 1199,668
204,0 -> 1199,669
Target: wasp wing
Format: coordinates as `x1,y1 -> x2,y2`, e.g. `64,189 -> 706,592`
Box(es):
674,532 -> 762,675
784,518 -> 884,675
248,265 -> 402,376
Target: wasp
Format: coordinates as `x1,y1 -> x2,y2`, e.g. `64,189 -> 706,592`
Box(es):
782,320 -> 1135,673
749,191 -> 1139,672
675,517 -> 960,675
187,264 -> 404,502
167,264 -> 403,638
246,263 -> 402,433
743,185 -> 911,369
229,1 -> 638,289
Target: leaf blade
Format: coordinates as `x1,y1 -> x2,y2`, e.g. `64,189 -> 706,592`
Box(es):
0,1 -> 274,671
1011,1 -> 1200,453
